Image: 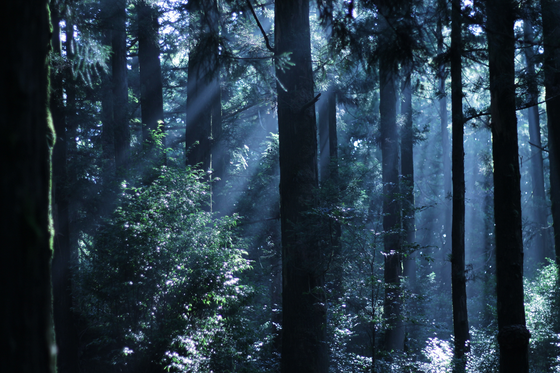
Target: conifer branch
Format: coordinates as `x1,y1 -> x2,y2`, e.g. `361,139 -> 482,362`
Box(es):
300,93 -> 322,113
246,0 -> 275,53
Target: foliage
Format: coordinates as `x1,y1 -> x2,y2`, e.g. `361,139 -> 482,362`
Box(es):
328,303 -> 373,373
418,336 -> 453,372
525,260 -> 560,372
75,166 -> 251,371
465,326 -> 499,373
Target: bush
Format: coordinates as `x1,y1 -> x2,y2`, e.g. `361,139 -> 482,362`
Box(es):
75,166 -> 251,372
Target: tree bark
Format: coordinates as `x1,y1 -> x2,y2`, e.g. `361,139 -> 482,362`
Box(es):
318,0 -> 342,297
0,1 -> 56,371
541,0 -> 560,264
486,0 -> 530,371
138,0 -> 164,155
523,17 -> 550,269
318,0 -> 337,184
185,0 -> 220,173
450,0 -> 469,370
111,0 -> 130,172
276,0 -> 328,372
437,0 -> 452,297
319,97 -> 329,184
51,5 -> 80,373
401,22 -> 416,292
101,23 -> 116,177
185,0 -> 223,211
377,2 -> 404,352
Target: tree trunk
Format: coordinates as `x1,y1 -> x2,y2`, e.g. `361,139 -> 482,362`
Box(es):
63,13 -> 81,286
377,3 -> 404,352
482,156 -> 496,328
111,0 -> 130,172
541,0 -> 560,264
318,96 -> 329,184
276,0 -> 328,372
185,0 -> 223,211
487,0 -> 530,371
437,0 -> 453,298
450,0 -> 469,370
0,1 -> 56,371
318,0 -> 338,184
401,33 -> 415,291
185,0 -> 220,173
51,5 -> 80,373
138,0 -> 164,157
101,21 -> 116,177
523,17 -> 550,269
318,0 -> 342,298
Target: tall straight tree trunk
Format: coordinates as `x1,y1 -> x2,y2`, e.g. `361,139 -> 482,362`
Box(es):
101,24 -> 116,177
185,0 -> 223,211
185,50 -> 212,172
541,0 -> 560,263
328,90 -> 338,181
1,1 -> 56,371
319,97 -> 330,183
112,0 -> 130,172
377,3 -> 404,352
481,149 -> 496,328
50,5 -> 80,373
450,0 -> 469,370
438,0 -> 452,292
138,0 -> 164,156
276,0 -> 328,372
401,71 -> 416,283
64,13 -> 81,266
401,64 -> 418,356
318,0 -> 337,184
318,0 -> 342,297
401,2 -> 416,291
487,0 -> 530,371
185,0 -> 220,172
523,17 -> 550,268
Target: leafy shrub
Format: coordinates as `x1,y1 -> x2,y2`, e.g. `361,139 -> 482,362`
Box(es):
418,336 -> 453,373
75,166 -> 251,372
525,260 -> 560,373
465,326 -> 498,373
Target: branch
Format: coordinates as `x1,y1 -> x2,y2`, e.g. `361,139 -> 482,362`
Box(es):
463,110 -> 489,123
223,102 -> 258,121
300,93 -> 321,113
239,215 -> 280,225
246,0 -> 275,53
529,141 -> 548,153
464,96 -> 557,124
229,55 -> 275,60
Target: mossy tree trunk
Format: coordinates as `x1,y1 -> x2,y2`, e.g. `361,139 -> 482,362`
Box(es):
0,1 -> 56,371
50,4 -> 80,373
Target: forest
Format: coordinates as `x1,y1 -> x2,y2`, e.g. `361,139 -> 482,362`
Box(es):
3,0 -> 560,372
